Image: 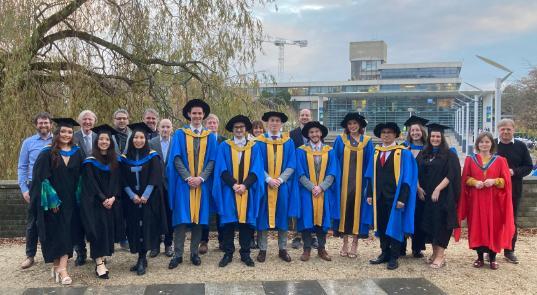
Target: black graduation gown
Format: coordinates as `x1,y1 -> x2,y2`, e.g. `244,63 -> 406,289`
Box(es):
120,152 -> 167,254
80,160 -> 124,259
416,150 -> 461,244
30,148 -> 83,263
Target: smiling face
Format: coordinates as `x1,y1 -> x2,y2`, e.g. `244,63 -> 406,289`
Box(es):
143,112 -> 158,131
478,136 -> 492,154
35,118 -> 51,136
232,122 -> 246,138
308,127 -> 322,144
409,124 -> 423,142
97,133 -> 111,151
132,131 -> 146,149
346,120 -> 360,134
80,113 -> 96,133
267,116 -> 282,133
205,117 -> 219,133
499,124 -> 514,143
299,109 -> 312,126
189,107 -> 204,126
58,126 -> 74,145
429,131 -> 442,147
380,128 -> 396,146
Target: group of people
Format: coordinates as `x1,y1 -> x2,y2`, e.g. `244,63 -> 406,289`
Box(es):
16,99 -> 533,285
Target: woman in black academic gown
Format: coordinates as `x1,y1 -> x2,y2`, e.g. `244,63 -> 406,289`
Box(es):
30,118 -> 83,285
119,123 -> 167,276
416,123 -> 461,268
80,124 -> 124,279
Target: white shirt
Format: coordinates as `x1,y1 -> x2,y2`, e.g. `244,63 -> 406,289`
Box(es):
310,141 -> 323,151
497,138 -> 515,144
190,124 -> 203,134
233,136 -> 247,161
381,142 -> 397,159
268,131 -> 281,139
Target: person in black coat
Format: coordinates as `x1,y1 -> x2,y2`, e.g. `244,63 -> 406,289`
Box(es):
496,119 -> 534,263
80,124 -> 124,279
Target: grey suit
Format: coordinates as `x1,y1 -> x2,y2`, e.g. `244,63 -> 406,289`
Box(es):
149,135 -> 174,248
73,130 -> 97,158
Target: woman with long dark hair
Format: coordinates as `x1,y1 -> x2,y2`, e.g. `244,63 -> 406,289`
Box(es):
455,132 -> 514,270
80,124 -> 124,279
30,118 -> 83,285
416,123 -> 461,268
332,113 -> 374,258
119,123 -> 167,275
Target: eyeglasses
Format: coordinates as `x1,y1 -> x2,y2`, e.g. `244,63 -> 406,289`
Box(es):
234,125 -> 246,129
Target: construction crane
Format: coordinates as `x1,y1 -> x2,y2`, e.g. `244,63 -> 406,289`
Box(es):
262,37 -> 308,82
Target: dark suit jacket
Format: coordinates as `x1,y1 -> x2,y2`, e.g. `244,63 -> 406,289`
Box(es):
217,134 -> 227,144
149,135 -> 171,190
73,130 -> 97,158
290,127 -> 305,149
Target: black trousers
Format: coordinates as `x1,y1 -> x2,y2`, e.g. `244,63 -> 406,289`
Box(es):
161,187 -> 173,247
302,226 -> 326,250
25,183 -> 38,257
201,215 -> 223,244
411,198 -> 426,252
507,188 -> 522,253
222,223 -> 253,258
377,199 -> 401,260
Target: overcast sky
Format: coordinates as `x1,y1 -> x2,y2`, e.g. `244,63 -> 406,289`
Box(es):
253,0 -> 537,89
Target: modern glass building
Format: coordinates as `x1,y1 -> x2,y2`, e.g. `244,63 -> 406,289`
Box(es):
256,41 -> 495,138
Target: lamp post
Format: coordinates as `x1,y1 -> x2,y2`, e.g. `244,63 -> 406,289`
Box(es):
476,55 -> 513,135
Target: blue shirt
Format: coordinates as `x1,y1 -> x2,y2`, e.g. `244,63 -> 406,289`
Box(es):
161,137 -> 170,163
17,133 -> 53,193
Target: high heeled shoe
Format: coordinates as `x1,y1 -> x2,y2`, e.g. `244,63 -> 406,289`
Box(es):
95,262 -> 109,279
55,268 -> 72,285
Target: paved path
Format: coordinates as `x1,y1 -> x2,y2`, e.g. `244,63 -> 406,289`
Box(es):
18,278 -> 445,294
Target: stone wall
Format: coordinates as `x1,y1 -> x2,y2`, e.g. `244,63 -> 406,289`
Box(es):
1,178 -> 536,238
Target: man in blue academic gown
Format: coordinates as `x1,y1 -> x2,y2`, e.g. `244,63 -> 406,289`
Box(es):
213,115 -> 265,267
296,121 -> 340,262
167,99 -> 217,268
255,111 -> 299,263
365,122 -> 418,270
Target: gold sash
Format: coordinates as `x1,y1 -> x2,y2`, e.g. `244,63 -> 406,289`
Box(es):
182,128 -> 211,224
339,134 -> 371,235
256,134 -> 290,228
300,145 -> 331,226
372,145 -> 405,231
227,140 -> 256,223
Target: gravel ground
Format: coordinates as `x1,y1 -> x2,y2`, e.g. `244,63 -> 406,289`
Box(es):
2,232 -> 536,294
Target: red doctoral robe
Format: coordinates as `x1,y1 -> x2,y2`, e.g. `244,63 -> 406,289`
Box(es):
455,154 -> 515,253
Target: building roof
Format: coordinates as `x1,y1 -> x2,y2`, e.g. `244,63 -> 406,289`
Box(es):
378,62 -> 463,70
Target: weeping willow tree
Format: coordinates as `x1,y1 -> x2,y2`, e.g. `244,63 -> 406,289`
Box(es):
0,0 -> 294,179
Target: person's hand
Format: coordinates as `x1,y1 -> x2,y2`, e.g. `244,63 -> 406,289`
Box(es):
484,179 -> 496,188
396,201 -> 405,209
22,192 -> 31,204
312,186 -> 323,197
366,197 -> 372,205
236,184 -> 247,195
475,181 -> 484,189
509,169 -> 514,176
140,196 -> 148,204
52,207 -> 59,213
431,189 -> 440,203
109,196 -> 116,207
133,195 -> 141,204
190,177 -> 203,188
102,199 -> 109,208
232,183 -> 241,192
268,178 -> 281,189
417,186 -> 425,201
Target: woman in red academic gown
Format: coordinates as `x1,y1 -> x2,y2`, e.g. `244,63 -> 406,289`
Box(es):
455,132 -> 514,270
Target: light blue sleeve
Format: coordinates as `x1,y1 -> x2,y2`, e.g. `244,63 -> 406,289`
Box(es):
17,139 -> 30,193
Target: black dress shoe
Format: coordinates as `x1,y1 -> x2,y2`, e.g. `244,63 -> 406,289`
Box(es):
165,246 -> 174,257
257,250 -> 266,263
149,248 -> 160,258
387,259 -> 399,270
219,254 -> 233,267
369,253 -> 390,265
75,254 -> 87,266
241,256 -> 255,267
191,254 -> 201,266
504,251 -> 519,264
136,259 -> 146,276
412,251 -> 424,258
168,256 -> 183,269
278,250 -> 292,262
